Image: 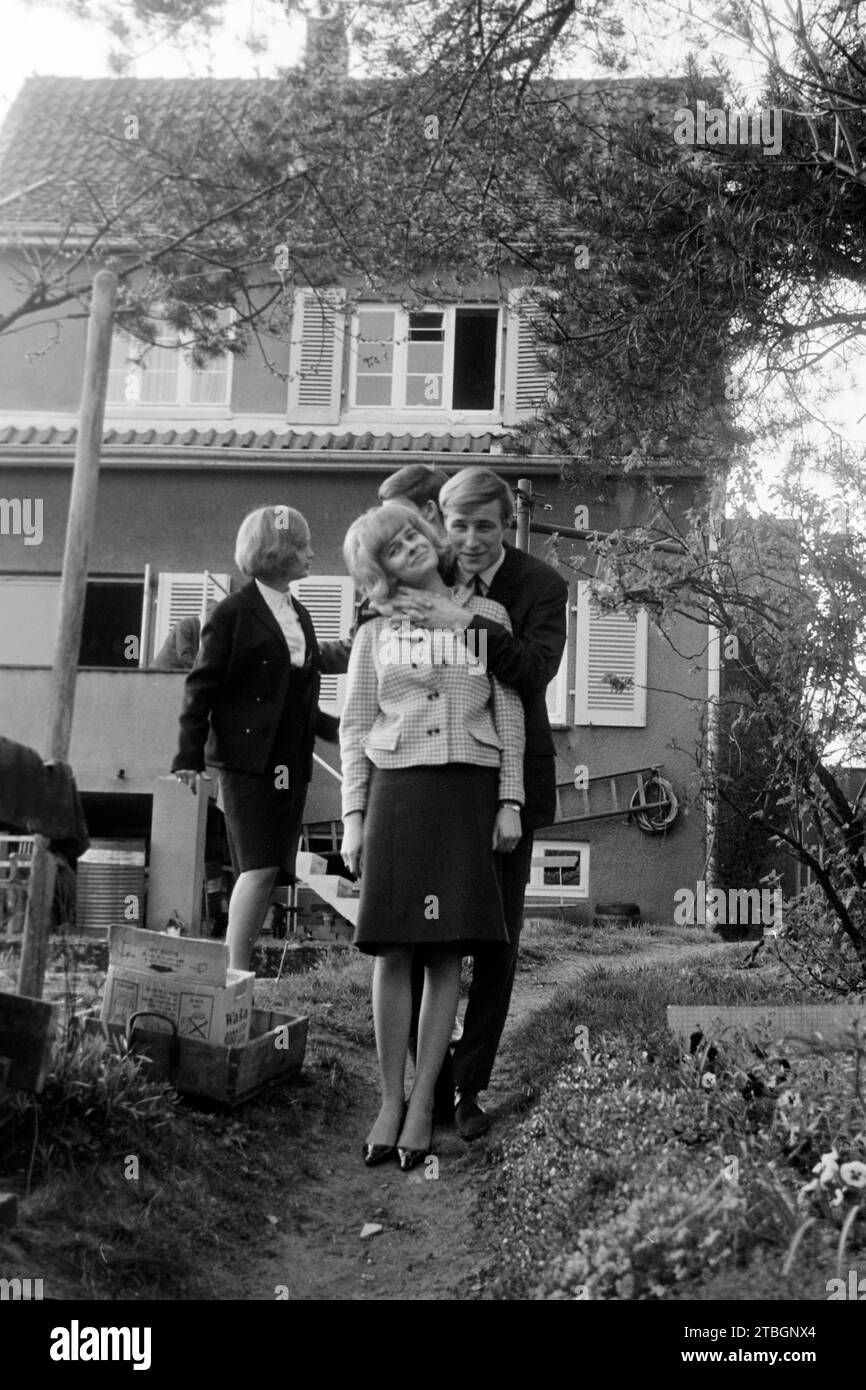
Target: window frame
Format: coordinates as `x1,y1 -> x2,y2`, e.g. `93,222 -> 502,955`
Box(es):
105,312 -> 235,416
347,302 -> 502,419
527,839 -> 590,902
0,574 -> 146,669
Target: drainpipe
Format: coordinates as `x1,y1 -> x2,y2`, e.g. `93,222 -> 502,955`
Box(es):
704,472 -> 727,901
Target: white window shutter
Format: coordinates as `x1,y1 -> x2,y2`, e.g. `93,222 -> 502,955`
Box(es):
574,581 -> 647,726
153,573 -> 230,658
290,575 -> 355,714
545,639 -> 569,727
287,288 -> 346,424
503,287 -> 554,425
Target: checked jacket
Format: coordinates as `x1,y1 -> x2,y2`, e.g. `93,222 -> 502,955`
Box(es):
340,593 -> 526,818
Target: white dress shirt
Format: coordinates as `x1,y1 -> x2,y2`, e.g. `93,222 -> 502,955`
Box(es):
456,545 -> 507,600
255,579 -> 308,667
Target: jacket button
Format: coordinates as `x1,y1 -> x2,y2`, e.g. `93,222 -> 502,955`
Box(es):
427,727 -> 440,735
427,692 -> 439,700
244,728 -> 250,734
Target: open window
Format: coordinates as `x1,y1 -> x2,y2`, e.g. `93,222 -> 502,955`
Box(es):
0,575 -> 145,668
349,304 -> 500,414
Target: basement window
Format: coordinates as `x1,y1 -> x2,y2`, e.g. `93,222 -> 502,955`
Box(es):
527,840 -> 590,901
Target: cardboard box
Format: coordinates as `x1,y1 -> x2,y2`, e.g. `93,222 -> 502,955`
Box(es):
107,923 -> 229,987
295,851 -> 328,878
101,965 -> 253,1046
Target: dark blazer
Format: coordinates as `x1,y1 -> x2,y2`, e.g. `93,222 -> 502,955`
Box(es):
466,544 -> 568,830
172,582 -> 339,779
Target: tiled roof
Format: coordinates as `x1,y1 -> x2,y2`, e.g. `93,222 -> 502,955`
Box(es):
0,77 -> 280,225
0,75 -> 688,227
0,421 -> 705,474
0,424 -> 513,453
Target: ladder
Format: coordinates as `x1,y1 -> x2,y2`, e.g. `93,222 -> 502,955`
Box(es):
553,764 -> 674,827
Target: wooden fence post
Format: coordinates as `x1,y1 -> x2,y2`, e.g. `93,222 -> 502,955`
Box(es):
17,269 -> 118,999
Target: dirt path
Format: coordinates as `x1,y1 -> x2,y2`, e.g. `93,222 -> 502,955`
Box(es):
230,938 -> 728,1302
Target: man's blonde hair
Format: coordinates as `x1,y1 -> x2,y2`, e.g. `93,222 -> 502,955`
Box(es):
439,467 -> 514,525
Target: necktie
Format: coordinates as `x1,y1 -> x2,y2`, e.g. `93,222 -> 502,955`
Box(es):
472,574 -> 486,597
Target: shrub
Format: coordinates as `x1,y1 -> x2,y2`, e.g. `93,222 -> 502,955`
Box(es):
769,884 -> 866,996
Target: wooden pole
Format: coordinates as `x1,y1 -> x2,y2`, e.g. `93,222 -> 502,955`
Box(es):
515,476 -> 532,552
18,270 -> 118,999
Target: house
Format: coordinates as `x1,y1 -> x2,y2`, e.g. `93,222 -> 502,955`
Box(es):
0,74 -> 714,932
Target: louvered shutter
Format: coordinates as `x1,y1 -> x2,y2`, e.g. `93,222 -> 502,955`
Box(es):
545,638 -> 569,727
153,573 -> 230,658
503,287 -> 554,424
287,288 -> 346,424
573,581 -> 647,726
290,575 -> 355,714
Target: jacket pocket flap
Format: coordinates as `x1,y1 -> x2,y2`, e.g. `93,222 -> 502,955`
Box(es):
364,720 -> 402,752
465,718 -> 504,750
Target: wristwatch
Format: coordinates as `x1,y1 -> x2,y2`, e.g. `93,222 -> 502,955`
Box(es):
498,801 -> 522,811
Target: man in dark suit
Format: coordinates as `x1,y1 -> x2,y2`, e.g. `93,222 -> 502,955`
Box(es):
389,467 -> 568,1138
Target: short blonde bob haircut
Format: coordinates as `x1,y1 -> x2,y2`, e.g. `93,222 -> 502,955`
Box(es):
234,505 -> 309,582
439,466 -> 514,526
343,502 -> 452,607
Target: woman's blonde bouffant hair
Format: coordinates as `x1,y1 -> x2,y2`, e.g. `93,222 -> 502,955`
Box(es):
343,503 -> 452,607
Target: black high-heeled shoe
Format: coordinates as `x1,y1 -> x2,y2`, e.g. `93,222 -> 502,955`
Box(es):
397,1122 -> 435,1173
362,1104 -> 406,1168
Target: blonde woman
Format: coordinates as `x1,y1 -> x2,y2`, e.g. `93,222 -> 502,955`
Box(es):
172,505 -> 339,969
341,502 -> 525,1171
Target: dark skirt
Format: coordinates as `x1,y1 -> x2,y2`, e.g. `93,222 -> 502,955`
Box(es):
219,767 -> 307,877
354,764 -> 508,956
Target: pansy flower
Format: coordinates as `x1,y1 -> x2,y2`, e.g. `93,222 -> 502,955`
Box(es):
840,1160 -> 866,1189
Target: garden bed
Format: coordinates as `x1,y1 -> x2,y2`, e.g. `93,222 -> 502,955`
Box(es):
477,953 -> 866,1300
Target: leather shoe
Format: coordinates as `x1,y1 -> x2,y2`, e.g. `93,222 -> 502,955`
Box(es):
363,1103 -> 406,1167
454,1089 -> 490,1142
362,1139 -> 398,1167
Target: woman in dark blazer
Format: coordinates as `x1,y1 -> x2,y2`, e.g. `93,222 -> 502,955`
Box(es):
172,505 -> 339,970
